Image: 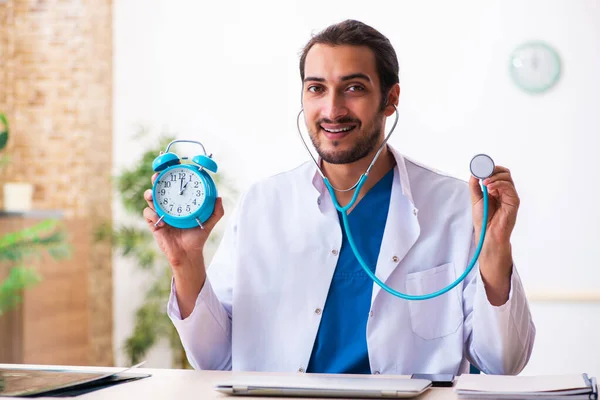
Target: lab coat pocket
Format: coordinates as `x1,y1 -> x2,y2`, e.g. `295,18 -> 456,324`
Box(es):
405,263 -> 463,340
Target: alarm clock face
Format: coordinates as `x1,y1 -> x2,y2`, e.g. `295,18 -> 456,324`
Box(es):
154,167 -> 206,217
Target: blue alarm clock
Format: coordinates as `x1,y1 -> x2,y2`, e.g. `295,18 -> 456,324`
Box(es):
152,140 -> 218,229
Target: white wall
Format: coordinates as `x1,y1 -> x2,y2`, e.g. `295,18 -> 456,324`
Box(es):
113,0 -> 600,374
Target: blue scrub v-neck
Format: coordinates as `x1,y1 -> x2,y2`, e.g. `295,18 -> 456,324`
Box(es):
307,168 -> 394,374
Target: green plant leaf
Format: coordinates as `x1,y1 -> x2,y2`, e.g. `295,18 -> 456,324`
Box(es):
96,224 -> 157,270
0,219 -> 70,263
0,131 -> 7,152
0,155 -> 10,169
123,264 -> 183,365
116,135 -> 176,214
0,113 -> 8,130
0,113 -> 8,152
0,266 -> 41,316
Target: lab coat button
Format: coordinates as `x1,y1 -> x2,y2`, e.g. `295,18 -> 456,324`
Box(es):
298,367 -> 305,373
369,311 -> 374,317
331,249 -> 339,256
317,198 -> 321,205
374,370 -> 380,375
413,208 -> 418,216
392,256 -> 399,263
315,308 -> 322,315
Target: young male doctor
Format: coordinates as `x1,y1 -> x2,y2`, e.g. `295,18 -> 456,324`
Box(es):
143,19 -> 535,375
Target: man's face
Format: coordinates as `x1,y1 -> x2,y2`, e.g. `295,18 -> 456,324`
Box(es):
302,44 -> 385,165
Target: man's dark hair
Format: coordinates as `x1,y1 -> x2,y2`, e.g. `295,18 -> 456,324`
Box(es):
299,19 -> 399,109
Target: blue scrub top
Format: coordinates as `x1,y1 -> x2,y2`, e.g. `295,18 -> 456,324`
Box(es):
307,168 -> 393,374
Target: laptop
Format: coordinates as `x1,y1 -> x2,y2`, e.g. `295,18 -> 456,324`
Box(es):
214,374 -> 432,398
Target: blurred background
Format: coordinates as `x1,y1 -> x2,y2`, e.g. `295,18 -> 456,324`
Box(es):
0,0 -> 598,375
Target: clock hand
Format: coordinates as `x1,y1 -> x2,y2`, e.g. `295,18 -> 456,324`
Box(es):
179,181 -> 190,195
179,178 -> 183,194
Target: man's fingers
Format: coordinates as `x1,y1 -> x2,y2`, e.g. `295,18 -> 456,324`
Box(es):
144,192 -> 223,233
145,173 -> 159,211
143,207 -> 164,231
469,175 -> 483,205
471,165 -> 515,203
483,168 -> 514,186
144,189 -> 155,210
487,165 -> 510,175
486,181 -> 520,208
201,197 -> 225,232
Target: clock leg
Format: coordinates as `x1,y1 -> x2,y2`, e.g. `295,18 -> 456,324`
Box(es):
195,218 -> 205,230
154,215 -> 165,227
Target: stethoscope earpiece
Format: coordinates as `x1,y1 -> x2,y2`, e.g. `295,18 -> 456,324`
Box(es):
470,154 -> 495,180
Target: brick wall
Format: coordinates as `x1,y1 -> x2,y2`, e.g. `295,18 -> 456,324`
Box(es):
0,0 -> 113,366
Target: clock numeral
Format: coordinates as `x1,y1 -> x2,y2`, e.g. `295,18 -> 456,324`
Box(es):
164,181 -> 171,188
169,205 -> 173,212
196,190 -> 201,197
177,206 -> 183,213
179,172 -> 186,180
189,174 -> 193,182
192,199 -> 197,205
163,198 -> 168,205
160,189 -> 166,196
194,181 -> 199,189
186,205 -> 191,212
170,174 -> 177,182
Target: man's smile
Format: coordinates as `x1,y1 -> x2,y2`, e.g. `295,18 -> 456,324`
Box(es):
320,123 -> 358,140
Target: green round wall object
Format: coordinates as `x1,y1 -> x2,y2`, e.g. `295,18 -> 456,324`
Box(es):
509,41 -> 561,94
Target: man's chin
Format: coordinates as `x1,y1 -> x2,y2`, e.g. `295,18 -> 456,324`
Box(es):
318,149 -> 362,165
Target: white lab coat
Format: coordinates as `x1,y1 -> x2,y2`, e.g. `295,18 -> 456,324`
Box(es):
167,146 -> 536,375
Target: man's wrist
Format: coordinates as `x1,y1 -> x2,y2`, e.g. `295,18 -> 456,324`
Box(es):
173,261 -> 206,319
479,242 -> 513,306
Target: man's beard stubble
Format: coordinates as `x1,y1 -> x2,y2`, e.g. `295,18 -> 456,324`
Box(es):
308,115 -> 384,165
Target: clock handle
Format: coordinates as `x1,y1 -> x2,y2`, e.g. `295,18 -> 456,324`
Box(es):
164,139 -> 208,156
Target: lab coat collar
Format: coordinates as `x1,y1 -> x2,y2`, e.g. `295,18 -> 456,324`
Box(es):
309,144 -> 416,207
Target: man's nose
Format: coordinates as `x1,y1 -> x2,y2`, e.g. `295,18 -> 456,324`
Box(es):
322,92 -> 349,121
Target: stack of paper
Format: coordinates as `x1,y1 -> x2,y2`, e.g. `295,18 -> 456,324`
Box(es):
455,373 -> 597,399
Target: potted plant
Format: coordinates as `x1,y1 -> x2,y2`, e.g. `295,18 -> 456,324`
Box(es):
0,112 -> 71,316
96,129 -> 237,368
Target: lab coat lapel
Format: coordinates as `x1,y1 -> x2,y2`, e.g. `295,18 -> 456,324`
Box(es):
371,150 -> 421,304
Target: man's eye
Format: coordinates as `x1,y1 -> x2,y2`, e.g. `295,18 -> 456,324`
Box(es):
307,86 -> 323,93
348,85 -> 364,92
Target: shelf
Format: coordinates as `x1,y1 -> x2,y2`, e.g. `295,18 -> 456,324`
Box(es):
0,210 -> 64,219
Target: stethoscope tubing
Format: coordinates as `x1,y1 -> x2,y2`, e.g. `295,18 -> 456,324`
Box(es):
296,105 -> 491,300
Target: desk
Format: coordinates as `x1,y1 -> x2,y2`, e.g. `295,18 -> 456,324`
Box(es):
0,364 -> 454,400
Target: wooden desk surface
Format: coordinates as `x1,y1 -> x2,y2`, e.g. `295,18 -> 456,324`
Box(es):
0,364 -> 454,400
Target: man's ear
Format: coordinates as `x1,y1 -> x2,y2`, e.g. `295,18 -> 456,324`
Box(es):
384,83 -> 400,117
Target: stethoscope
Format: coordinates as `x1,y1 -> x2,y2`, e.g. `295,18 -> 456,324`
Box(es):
296,105 -> 495,300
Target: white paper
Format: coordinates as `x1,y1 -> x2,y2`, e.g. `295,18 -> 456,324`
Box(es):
455,374 -> 589,394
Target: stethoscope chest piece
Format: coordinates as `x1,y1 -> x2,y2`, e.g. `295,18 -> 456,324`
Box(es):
470,154 -> 495,180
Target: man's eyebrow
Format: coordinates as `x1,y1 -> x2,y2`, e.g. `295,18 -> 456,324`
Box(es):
340,73 -> 371,82
303,76 -> 325,83
303,73 -> 371,83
